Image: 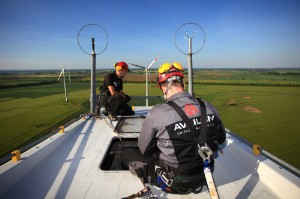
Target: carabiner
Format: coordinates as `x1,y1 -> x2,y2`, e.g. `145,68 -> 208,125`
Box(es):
198,144 -> 213,162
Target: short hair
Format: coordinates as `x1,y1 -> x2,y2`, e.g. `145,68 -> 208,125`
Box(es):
160,80 -> 184,88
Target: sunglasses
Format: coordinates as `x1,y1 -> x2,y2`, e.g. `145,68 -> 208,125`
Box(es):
158,62 -> 184,74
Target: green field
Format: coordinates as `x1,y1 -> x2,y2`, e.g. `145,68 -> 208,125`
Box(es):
0,69 -> 300,170
0,82 -> 90,156
193,84 -> 300,169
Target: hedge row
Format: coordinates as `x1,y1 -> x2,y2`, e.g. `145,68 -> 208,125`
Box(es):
1,80 -> 300,89
0,80 -> 56,89
192,81 -> 300,87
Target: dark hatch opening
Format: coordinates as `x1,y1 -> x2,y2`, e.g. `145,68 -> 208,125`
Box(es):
100,138 -> 138,171
100,116 -> 145,171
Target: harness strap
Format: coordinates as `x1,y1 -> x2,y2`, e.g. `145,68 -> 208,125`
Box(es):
122,186 -> 156,199
197,99 -> 207,144
168,99 -> 220,199
167,98 -> 207,146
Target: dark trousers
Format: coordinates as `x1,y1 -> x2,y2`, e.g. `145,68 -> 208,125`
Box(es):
121,148 -> 207,194
101,94 -> 135,116
121,148 -> 158,186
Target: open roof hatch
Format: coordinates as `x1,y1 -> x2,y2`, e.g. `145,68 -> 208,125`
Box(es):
113,115 -> 146,134
100,116 -> 146,171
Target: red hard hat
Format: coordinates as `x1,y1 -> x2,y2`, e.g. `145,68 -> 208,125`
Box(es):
114,62 -> 130,72
157,62 -> 184,83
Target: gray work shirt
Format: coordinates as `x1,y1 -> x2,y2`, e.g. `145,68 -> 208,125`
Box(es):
138,91 -> 226,169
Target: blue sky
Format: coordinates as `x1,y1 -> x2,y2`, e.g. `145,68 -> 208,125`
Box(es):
0,0 -> 299,70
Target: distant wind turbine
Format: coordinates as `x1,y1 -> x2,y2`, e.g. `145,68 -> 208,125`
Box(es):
129,54 -> 160,106
68,64 -> 71,84
57,64 -> 68,102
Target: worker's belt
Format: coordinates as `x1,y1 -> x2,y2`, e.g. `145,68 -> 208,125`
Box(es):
155,159 -> 204,192
155,163 -> 203,194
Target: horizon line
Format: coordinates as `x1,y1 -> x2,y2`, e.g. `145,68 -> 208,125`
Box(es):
1,66 -> 300,71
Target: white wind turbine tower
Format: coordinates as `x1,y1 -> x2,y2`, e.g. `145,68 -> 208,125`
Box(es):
57,64 -> 68,102
129,54 -> 160,107
67,64 -> 71,84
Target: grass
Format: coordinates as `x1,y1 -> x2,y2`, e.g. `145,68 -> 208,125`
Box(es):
125,83 -> 300,169
193,69 -> 300,85
0,69 -> 300,170
192,84 -> 300,169
0,82 -> 90,157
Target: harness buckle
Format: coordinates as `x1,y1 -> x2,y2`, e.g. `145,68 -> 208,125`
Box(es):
155,165 -> 174,189
161,174 -> 174,187
198,144 -> 213,162
156,176 -> 167,191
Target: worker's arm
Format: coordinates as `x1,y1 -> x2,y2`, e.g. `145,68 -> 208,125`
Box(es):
108,86 -> 125,96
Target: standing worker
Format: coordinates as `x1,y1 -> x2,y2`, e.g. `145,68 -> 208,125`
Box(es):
121,62 -> 226,194
99,62 -> 134,120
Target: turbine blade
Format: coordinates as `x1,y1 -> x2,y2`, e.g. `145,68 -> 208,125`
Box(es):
128,63 -> 146,69
57,69 -> 64,81
147,54 -> 160,69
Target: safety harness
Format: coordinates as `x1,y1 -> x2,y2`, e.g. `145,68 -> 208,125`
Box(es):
168,99 -> 207,147
162,99 -> 219,198
123,99 -> 220,198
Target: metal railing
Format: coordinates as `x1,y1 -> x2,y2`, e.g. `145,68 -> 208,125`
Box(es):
129,96 -> 164,106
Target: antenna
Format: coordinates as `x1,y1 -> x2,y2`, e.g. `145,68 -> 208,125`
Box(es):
129,54 -> 160,107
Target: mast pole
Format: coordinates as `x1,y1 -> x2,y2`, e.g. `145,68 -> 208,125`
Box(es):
187,37 -> 193,97
91,38 -> 96,113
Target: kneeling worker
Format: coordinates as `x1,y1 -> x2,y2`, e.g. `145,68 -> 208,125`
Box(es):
100,62 -> 135,120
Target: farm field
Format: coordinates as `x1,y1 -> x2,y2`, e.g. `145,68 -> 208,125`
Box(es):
0,69 -> 300,169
